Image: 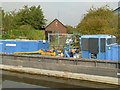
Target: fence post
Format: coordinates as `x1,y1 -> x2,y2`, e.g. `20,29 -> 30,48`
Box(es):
48,33 -> 50,43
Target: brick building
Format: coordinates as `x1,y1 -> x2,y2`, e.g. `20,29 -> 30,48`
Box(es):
45,19 -> 67,39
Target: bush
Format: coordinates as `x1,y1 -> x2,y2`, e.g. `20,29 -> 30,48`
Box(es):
2,25 -> 45,40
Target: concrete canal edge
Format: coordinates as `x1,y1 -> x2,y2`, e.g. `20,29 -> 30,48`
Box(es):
0,64 -> 119,85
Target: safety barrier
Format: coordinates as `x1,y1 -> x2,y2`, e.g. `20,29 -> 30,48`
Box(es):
0,54 -> 119,78
0,53 -> 119,69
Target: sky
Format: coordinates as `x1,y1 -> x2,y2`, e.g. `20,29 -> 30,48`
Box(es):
1,1 -> 119,27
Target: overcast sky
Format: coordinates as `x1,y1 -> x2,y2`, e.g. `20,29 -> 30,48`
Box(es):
1,1 -> 119,27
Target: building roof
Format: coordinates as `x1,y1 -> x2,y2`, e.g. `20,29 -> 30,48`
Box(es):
80,34 -> 116,38
113,7 -> 120,12
45,19 -> 66,29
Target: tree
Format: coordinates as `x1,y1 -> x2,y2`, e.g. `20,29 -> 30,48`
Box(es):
117,15 -> 120,44
66,25 -> 76,34
3,12 -> 16,31
15,5 -> 46,30
0,7 -> 3,27
1,5 -> 46,40
0,7 -> 17,34
76,6 -> 118,36
66,25 -> 80,49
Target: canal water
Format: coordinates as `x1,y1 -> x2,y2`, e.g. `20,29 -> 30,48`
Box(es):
0,70 -> 119,89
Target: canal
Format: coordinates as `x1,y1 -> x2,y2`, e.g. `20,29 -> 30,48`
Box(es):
0,70 -> 119,90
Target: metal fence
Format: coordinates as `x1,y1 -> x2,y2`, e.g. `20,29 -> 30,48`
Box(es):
48,33 -> 73,49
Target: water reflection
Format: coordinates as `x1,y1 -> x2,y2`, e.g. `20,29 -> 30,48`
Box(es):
1,70 -> 119,89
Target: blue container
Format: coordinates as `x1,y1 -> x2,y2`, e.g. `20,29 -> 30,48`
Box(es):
106,46 -> 112,60
38,40 -> 49,50
80,35 -> 117,60
106,44 -> 120,61
99,52 -> 106,60
81,51 -> 89,59
111,45 -> 119,60
0,40 -> 49,54
0,41 -> 3,52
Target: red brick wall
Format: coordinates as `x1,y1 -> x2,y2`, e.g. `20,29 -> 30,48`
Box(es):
45,19 -> 67,34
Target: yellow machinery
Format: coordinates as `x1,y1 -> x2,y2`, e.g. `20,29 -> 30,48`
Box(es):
14,49 -> 56,56
38,49 -> 56,56
58,49 -> 62,54
14,51 -> 39,54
